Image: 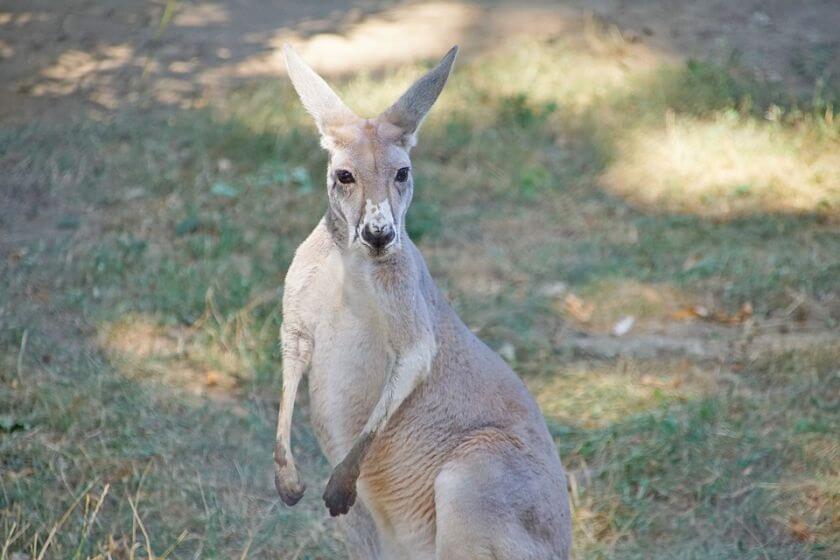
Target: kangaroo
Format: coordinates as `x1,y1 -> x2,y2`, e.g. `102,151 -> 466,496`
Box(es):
274,44 -> 572,560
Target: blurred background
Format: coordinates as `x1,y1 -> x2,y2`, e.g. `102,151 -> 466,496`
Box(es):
1,1 -> 838,558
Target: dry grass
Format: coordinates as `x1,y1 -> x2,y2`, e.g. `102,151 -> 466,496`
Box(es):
603,113 -> 840,218
528,359 -> 716,429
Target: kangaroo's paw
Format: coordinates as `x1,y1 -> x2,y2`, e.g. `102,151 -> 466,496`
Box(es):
322,462 -> 358,517
274,459 -> 306,506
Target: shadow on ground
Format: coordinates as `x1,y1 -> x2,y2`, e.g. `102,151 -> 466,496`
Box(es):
1,1 -> 838,120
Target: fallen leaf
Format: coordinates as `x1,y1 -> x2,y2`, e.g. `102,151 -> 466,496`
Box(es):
712,302 -> 753,324
671,307 -> 699,321
672,303 -> 754,324
564,294 -> 594,323
788,517 -> 812,542
204,371 -> 222,387
737,302 -> 753,321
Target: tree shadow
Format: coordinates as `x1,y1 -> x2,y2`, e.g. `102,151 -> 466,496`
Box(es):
1,0 -> 574,120
4,0 -> 836,123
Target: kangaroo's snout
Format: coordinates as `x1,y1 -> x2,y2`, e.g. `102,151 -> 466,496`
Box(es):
361,223 -> 395,250
359,199 -> 397,254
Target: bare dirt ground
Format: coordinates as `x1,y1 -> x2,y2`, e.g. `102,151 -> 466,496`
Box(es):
1,0 -> 838,123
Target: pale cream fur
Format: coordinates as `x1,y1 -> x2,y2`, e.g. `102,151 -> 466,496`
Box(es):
274,45 -> 572,560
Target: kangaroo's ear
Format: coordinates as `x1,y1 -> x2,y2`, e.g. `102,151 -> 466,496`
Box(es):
379,46 -> 458,148
283,44 -> 357,143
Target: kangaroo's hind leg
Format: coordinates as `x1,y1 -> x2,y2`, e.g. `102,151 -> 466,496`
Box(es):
338,499 -> 382,560
434,445 -> 571,560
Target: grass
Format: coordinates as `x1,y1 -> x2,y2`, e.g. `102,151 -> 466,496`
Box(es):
2,29 -> 839,559
538,350 -> 839,559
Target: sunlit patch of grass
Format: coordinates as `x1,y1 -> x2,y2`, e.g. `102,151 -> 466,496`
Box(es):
602,112 -> 840,218
455,37 -> 658,115
275,1 -> 479,79
228,35 -> 656,134
99,283 -> 283,395
529,359 -> 714,429
574,279 -> 697,332
100,313 -> 241,398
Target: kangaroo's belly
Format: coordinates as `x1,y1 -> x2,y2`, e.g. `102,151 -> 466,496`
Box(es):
358,413 -> 448,558
308,301 -> 393,463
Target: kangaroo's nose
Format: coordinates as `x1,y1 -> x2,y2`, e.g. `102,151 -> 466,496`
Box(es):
361,224 -> 395,249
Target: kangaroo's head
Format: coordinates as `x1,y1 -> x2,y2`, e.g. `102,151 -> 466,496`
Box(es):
284,44 -> 457,259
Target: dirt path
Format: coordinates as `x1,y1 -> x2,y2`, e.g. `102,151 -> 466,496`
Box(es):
1,0 -> 837,123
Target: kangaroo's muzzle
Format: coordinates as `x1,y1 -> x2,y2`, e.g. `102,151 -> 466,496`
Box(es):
361,223 -> 396,251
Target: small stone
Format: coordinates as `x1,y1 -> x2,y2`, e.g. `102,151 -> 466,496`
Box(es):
498,342 -> 516,363
217,157 -> 232,173
750,11 -> 770,26
538,282 -> 568,298
612,316 -> 635,337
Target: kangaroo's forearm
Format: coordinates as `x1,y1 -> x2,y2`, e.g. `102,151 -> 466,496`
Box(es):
275,359 -> 305,465
274,323 -> 312,506
322,336 -> 435,516
346,336 -> 436,468
276,326 -> 313,461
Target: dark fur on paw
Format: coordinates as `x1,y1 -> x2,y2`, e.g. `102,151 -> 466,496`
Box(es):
323,462 -> 358,517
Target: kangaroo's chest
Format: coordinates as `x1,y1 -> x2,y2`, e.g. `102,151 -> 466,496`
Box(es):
306,258 -> 395,463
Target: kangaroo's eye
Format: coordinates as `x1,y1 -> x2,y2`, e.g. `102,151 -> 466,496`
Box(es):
336,169 -> 355,184
395,167 -> 410,182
